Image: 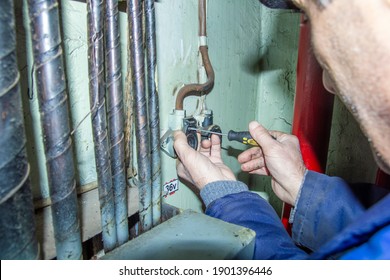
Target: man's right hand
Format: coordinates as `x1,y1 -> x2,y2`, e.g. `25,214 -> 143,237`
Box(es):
238,121 -> 306,206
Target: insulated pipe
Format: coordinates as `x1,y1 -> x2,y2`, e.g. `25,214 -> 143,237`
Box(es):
175,0 -> 215,110
0,0 -> 39,259
27,0 -> 82,259
282,16 -> 334,230
105,0 -> 129,245
87,0 -> 118,251
127,0 -> 152,232
144,0 -> 162,227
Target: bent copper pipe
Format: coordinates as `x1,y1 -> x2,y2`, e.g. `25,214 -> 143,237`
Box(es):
175,0 -> 214,111
175,46 -> 214,110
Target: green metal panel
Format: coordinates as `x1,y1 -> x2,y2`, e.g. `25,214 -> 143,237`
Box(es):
101,209 -> 255,260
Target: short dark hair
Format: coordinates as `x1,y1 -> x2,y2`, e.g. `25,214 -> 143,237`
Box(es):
258,0 -> 298,10
258,0 -> 332,10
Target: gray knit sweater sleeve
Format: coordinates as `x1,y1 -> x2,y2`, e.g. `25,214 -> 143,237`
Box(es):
200,180 -> 249,208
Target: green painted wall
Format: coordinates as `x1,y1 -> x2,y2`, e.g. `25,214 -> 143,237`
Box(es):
158,0 -> 266,211
251,7 -> 301,216
15,0 -> 378,216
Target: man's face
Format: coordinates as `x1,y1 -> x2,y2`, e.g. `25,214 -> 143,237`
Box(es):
291,0 -> 390,174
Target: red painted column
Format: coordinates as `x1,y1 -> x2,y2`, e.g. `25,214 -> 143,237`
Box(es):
375,169 -> 390,190
282,16 -> 335,232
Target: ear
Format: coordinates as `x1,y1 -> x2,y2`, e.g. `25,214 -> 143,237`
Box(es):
322,70 -> 336,94
258,0 -> 300,10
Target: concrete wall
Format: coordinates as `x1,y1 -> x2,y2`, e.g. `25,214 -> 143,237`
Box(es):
16,0 -> 378,217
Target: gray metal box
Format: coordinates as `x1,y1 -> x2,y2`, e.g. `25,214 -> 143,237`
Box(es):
101,209 -> 255,260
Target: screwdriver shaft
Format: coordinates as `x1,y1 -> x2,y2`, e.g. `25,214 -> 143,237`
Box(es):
187,127 -> 227,136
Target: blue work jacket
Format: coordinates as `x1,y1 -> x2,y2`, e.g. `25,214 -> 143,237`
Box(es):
201,171 -> 390,259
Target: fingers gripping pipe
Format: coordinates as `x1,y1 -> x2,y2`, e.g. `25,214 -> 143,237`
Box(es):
0,0 -> 39,259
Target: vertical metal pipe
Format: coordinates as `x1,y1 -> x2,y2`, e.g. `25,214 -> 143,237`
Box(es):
282,15 -> 334,231
105,0 -> 129,245
27,0 -> 82,259
87,0 -> 117,251
127,0 -> 152,233
144,0 -> 161,227
0,0 -> 39,259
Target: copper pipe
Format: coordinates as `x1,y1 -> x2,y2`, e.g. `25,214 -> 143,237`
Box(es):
175,46 -> 214,110
198,0 -> 207,37
175,0 -> 214,110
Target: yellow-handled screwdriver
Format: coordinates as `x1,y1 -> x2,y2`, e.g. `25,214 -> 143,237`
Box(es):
188,127 -> 259,146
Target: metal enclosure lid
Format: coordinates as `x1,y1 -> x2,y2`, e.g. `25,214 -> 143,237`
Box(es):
100,209 -> 255,260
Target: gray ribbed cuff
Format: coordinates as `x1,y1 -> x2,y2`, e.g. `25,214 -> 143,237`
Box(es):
200,180 -> 249,208
289,169 -> 308,223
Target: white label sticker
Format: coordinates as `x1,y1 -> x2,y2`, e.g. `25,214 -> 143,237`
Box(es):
163,179 -> 179,197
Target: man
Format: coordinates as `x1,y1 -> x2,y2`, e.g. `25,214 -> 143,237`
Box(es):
173,0 -> 390,259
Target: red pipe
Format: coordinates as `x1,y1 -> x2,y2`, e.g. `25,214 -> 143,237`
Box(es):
375,169 -> 390,190
282,16 -> 335,232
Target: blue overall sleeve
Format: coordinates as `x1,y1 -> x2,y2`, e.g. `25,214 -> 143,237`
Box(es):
291,170 -> 367,251
200,181 -> 308,259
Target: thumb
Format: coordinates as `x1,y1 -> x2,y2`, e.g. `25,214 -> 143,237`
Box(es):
249,121 -> 276,150
173,131 -> 193,161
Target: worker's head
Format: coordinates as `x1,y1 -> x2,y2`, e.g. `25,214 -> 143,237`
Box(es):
259,0 -> 390,173
290,0 -> 390,174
